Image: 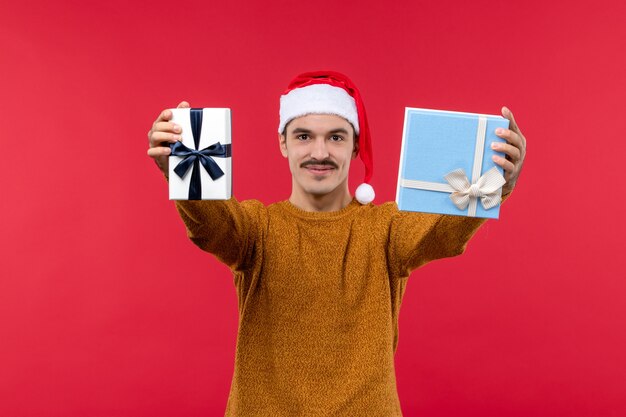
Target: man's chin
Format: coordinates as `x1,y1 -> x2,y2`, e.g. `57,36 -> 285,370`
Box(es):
306,189 -> 334,197
295,176 -> 347,198
302,184 -> 338,198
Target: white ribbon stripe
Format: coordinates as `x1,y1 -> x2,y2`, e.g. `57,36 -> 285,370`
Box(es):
400,115 -> 506,217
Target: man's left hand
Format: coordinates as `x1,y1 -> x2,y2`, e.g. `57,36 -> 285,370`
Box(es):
492,106 -> 527,195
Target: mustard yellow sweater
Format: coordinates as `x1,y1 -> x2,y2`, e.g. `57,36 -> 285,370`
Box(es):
175,198 -> 486,416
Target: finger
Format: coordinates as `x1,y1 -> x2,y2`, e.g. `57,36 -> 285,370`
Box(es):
177,101 -> 190,108
501,106 -> 520,133
149,131 -> 182,148
491,141 -> 521,162
153,121 -> 182,134
492,154 -> 515,173
155,108 -> 174,123
495,127 -> 524,150
147,146 -> 172,158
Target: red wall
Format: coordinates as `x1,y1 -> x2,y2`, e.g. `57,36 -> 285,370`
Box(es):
1,0 -> 624,416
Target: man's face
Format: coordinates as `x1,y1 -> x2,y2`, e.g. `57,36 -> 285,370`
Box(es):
279,114 -> 358,199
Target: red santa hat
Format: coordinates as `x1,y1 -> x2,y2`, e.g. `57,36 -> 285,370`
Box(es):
278,71 -> 375,204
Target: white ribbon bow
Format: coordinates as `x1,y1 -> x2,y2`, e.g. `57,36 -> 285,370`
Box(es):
444,166 -> 506,211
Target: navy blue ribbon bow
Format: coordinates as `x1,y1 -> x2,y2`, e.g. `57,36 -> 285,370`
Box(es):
170,109 -> 232,200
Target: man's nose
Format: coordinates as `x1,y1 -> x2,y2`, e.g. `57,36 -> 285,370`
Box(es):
310,137 -> 330,160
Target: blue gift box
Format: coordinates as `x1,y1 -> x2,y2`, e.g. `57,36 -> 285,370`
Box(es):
395,108 -> 509,219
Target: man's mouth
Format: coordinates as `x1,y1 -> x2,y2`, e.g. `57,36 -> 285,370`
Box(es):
301,160 -> 338,175
305,164 -> 334,174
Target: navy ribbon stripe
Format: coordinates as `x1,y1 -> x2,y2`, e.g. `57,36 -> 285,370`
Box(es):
170,109 -> 232,200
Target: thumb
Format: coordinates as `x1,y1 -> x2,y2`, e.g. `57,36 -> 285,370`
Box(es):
177,101 -> 190,108
501,106 -> 518,131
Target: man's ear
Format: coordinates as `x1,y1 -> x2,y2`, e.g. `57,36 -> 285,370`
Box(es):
279,132 -> 288,157
352,135 -> 360,160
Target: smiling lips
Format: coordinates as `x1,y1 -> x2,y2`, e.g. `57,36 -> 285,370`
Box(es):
301,161 -> 338,176
305,165 -> 334,175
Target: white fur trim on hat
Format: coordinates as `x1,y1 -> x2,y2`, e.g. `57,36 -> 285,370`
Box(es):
278,84 -> 359,134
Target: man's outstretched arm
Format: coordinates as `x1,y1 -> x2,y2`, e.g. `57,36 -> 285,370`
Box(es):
388,106 -> 527,276
147,102 -> 262,272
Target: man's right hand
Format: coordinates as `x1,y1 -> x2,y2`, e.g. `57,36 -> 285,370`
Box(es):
147,101 -> 190,177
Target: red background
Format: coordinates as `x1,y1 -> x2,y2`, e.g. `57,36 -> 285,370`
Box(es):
1,0 -> 625,416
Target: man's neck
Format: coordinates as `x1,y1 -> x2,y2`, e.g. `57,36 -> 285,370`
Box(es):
288,187 -> 354,212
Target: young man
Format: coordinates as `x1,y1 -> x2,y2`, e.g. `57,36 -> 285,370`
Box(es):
147,71 -> 526,416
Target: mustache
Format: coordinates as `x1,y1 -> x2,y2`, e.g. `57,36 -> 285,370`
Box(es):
300,159 -> 339,169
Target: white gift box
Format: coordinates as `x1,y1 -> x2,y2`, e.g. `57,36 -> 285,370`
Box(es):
168,108 -> 232,200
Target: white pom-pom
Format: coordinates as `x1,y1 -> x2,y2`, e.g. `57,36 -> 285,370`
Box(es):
355,183 -> 375,204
